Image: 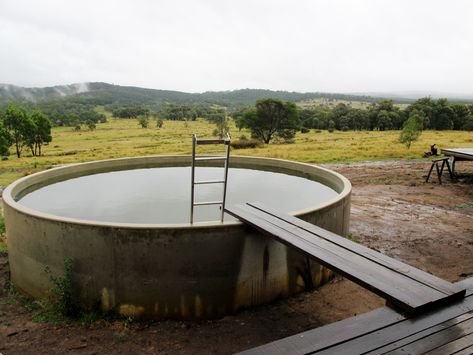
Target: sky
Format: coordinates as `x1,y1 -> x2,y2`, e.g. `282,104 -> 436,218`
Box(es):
1,0 -> 473,94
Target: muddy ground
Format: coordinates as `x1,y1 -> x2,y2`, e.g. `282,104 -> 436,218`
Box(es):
1,159 -> 473,354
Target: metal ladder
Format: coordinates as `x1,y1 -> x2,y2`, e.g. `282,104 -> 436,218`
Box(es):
190,133 -> 231,224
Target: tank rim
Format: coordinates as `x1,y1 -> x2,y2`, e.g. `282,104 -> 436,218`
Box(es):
2,155 -> 351,229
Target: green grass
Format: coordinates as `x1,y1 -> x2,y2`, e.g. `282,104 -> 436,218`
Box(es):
1,115 -> 473,186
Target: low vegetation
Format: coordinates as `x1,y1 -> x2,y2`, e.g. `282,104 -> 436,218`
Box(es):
40,259 -> 81,321
0,113 -> 472,187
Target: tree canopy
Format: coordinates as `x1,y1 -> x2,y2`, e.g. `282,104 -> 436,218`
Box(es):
0,123 -> 11,156
29,110 -> 52,156
399,111 -> 424,149
2,104 -> 34,157
0,104 -> 52,157
239,98 -> 300,144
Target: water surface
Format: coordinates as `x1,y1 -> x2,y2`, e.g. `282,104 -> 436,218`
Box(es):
19,167 -> 337,224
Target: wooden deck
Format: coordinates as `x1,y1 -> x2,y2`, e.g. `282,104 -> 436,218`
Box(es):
225,203 -> 465,315
237,278 -> 473,355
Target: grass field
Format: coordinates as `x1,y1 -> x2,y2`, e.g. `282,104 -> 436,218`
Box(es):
1,116 -> 472,187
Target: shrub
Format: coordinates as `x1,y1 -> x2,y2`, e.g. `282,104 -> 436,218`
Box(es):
137,115 -> 149,128
42,259 -> 81,319
231,138 -> 263,149
300,127 -> 310,133
86,120 -> 96,131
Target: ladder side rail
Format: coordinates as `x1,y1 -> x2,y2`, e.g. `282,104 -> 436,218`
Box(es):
190,134 -> 197,224
220,133 -> 231,222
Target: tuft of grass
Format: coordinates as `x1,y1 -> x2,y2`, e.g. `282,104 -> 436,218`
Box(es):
456,201 -> 473,209
346,233 -> 359,243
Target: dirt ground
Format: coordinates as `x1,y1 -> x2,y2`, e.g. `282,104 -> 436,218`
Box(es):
1,159 -> 473,354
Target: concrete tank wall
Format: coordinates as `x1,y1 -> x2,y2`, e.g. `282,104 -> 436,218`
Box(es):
2,155 -> 351,319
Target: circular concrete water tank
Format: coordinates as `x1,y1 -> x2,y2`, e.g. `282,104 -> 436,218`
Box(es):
2,155 -> 351,319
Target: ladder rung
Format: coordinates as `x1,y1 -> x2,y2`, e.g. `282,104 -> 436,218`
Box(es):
193,200 -> 223,206
196,139 -> 229,145
194,180 -> 225,185
194,156 -> 227,161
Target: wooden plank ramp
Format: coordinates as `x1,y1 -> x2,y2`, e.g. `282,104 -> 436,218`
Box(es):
236,278 -> 473,355
225,202 -> 466,316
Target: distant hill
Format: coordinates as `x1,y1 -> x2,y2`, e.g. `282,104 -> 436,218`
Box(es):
0,83 -> 90,102
0,82 -> 384,108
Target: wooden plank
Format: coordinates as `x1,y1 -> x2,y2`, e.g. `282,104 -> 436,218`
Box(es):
423,333 -> 473,355
226,204 -> 446,313
458,277 -> 473,292
226,204 -> 465,314
237,280 -> 473,355
368,312 -> 473,354
248,202 -> 464,297
237,279 -> 473,355
311,296 -> 473,354
236,307 -> 404,355
448,343 -> 473,355
384,316 -> 473,354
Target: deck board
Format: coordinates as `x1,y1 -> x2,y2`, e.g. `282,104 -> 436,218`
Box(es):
247,202 -> 463,296
236,280 -> 473,355
225,203 -> 465,315
383,316 -> 473,354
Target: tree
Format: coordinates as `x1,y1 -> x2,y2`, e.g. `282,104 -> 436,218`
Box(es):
368,100 -> 403,130
430,99 -> 454,130
137,115 -> 149,128
86,120 -> 96,131
208,111 -> 229,139
399,111 -> 423,149
2,104 -> 35,157
376,110 -> 393,131
240,99 -> 300,144
451,104 -> 470,130
113,106 -> 149,119
330,103 -> 351,130
0,123 -> 12,156
463,115 -> 473,131
29,110 -> 52,156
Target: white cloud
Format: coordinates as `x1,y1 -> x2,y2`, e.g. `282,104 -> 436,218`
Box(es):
0,0 -> 472,94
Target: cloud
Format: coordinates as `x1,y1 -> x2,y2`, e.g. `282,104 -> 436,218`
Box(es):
1,0 -> 472,94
